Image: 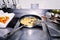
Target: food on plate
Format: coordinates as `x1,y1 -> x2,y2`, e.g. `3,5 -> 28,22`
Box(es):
0,16 -> 9,24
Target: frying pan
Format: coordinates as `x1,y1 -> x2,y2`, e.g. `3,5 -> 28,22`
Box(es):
19,15 -> 42,28
4,15 -> 42,40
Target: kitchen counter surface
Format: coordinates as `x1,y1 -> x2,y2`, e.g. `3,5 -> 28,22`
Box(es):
7,28 -> 49,40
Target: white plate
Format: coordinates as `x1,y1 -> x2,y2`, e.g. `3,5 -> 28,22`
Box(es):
0,13 -> 15,28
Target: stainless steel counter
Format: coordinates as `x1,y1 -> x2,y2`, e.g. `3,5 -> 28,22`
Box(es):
7,28 -> 49,40
0,9 -> 60,40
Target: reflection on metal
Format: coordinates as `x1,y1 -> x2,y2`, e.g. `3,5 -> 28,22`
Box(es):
29,11 -> 39,15
0,0 -> 5,8
31,4 -> 39,9
0,0 -> 16,9
28,29 -> 32,36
